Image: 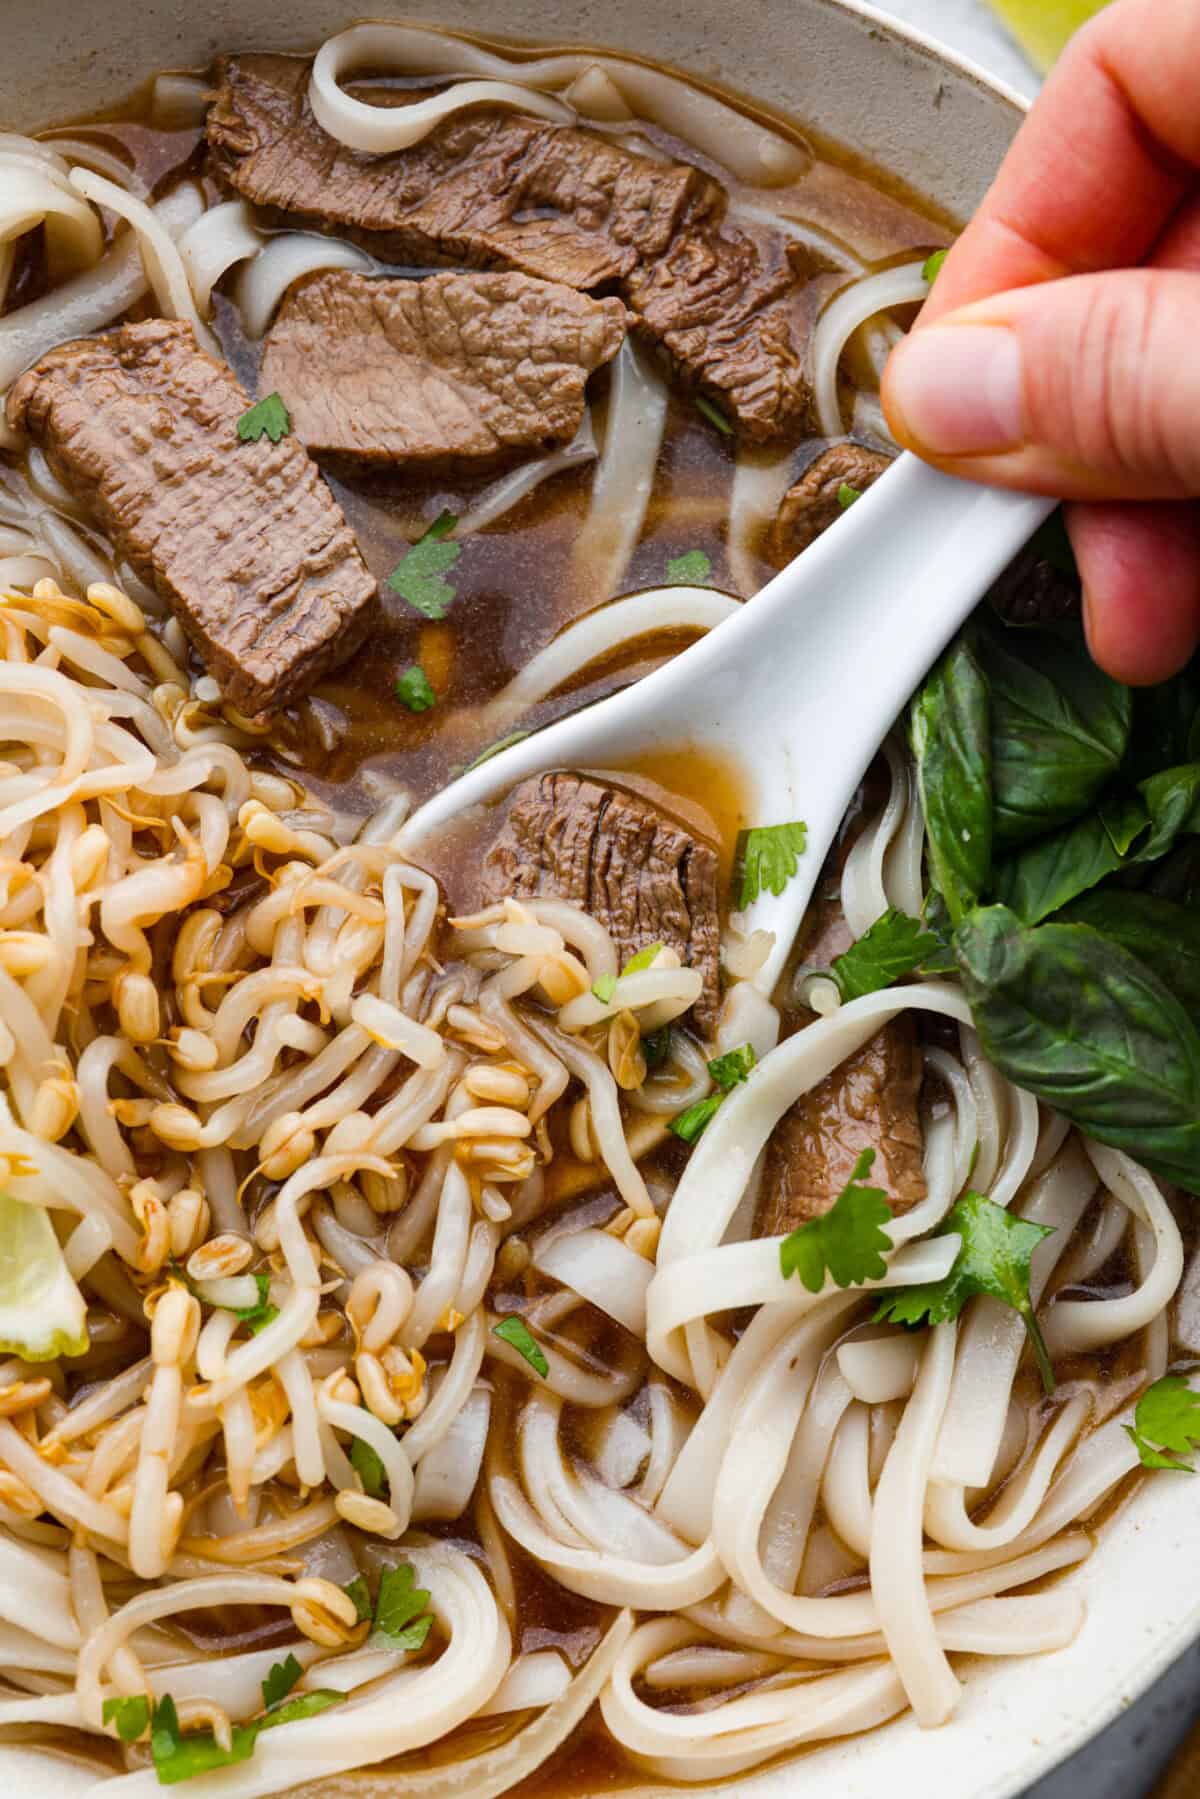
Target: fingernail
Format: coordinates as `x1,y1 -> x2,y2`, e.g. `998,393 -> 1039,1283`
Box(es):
886,325 -> 1024,456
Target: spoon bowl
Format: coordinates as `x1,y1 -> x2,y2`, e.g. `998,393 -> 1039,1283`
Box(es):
399,452 -> 1053,993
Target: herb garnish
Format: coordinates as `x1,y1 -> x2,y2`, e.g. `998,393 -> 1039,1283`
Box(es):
261,1654 -> 303,1711
669,1043 -> 756,1143
103,1695 -> 150,1742
236,392 -> 291,444
344,1574 -> 373,1622
147,1682 -> 345,1783
371,1562 -> 436,1652
779,1148 -> 894,1292
623,942 -> 664,974
830,907 -> 939,1001
642,1026 -> 672,1070
1125,1375 -> 1200,1471
922,248 -> 949,283
387,511 -> 461,619
592,973 -> 618,1004
695,393 -> 734,436
395,665 -> 436,713
837,483 -> 861,509
734,821 -> 808,910
350,1435 -> 387,1500
493,1314 -> 549,1377
665,549 -> 714,585
876,1191 -> 1056,1394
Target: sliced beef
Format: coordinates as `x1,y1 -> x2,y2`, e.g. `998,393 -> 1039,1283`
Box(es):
484,772 -> 721,1034
262,270 -> 626,469
756,1014 -> 926,1233
6,320 -> 376,715
770,442 -> 892,564
207,54 -> 821,441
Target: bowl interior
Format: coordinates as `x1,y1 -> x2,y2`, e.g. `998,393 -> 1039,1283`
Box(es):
0,5 -> 1194,1797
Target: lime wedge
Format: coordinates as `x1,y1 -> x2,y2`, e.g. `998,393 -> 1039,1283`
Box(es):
0,1192 -> 87,1361
987,0 -> 1110,70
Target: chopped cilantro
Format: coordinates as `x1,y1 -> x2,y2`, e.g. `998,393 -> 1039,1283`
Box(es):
232,1271 -> 277,1336
261,1653 -> 303,1711
493,1314 -> 549,1378
395,665 -> 436,713
256,1691 -> 344,1733
665,549 -> 714,585
386,511 -> 461,619
371,1562 -> 435,1652
623,942 -> 665,975
465,729 -> 531,773
875,1191 -> 1056,1394
592,972 -> 618,1004
780,1148 -> 894,1292
695,393 -> 734,436
350,1435 -> 387,1500
734,821 -> 808,909
830,907 -> 940,1002
147,1684 -> 343,1783
708,1043 -> 756,1091
236,392 -> 291,444
668,1093 -> 724,1144
103,1695 -> 149,1742
922,248 -> 949,283
837,483 -> 862,510
1125,1375 -> 1200,1472
344,1574 -> 373,1622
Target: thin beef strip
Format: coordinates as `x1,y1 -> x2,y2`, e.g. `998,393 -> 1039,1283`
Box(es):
6,319 -> 376,714
483,772 -> 722,1035
261,269 -> 626,468
207,54 -> 821,441
754,798 -> 925,1233
770,441 -> 892,563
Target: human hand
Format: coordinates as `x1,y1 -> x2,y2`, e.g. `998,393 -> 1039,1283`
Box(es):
881,0 -> 1200,685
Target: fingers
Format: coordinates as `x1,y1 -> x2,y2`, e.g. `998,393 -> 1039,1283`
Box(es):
921,0 -> 1200,325
1069,499 -> 1200,685
882,269 -> 1200,499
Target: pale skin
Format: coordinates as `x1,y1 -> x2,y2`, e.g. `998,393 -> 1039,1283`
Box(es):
881,0 -> 1200,686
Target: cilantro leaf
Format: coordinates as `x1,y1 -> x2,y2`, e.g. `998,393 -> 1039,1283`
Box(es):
695,393 -> 734,436
371,1562 -> 435,1652
261,1653 -> 303,1711
830,907 -> 940,1002
837,483 -> 861,510
734,821 -> 808,910
350,1435 -> 387,1500
623,942 -> 664,974
665,549 -> 713,585
387,511 -> 461,619
875,1191 -> 1057,1394
1125,1375 -> 1200,1472
237,392 -> 291,444
148,1683 -> 343,1784
592,972 -> 618,1004
465,729 -> 531,772
708,1043 -> 756,1091
344,1574 -> 373,1622
780,1148 -> 894,1292
642,1026 -> 672,1071
395,665 -> 436,713
103,1695 -> 149,1742
493,1314 -> 549,1378
668,1093 -> 724,1144
922,248 -> 949,283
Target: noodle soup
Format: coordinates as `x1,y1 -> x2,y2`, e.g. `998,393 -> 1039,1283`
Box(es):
0,22 -> 1194,1799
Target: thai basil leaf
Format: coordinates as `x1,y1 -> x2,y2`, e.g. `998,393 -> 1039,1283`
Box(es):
911,638 -> 992,925
1099,789 -> 1150,857
1134,763 -> 1200,864
1060,891 -> 1200,1019
1127,664 -> 1200,779
954,906 -> 1200,1190
993,812 -> 1126,924
978,626 -> 1131,848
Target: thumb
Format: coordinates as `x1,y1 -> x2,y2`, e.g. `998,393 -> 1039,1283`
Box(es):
882,269 -> 1200,501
